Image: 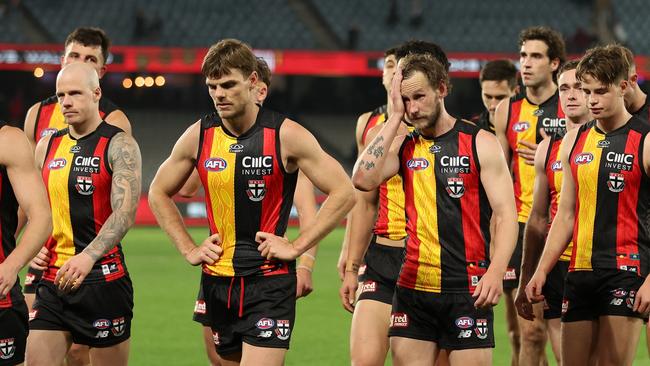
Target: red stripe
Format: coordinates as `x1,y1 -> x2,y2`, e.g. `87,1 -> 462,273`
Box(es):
397,141 -> 420,288
615,131 -> 642,274
42,135 -> 62,281
373,182 -> 389,235
361,114 -> 381,145
260,128 -> 281,233
92,137 -> 111,234
197,127 -> 217,235
36,103 -> 56,142
547,140 -> 561,221
459,133 -> 486,292
507,100 -> 523,213
0,173 -> 9,308
569,131 -> 588,270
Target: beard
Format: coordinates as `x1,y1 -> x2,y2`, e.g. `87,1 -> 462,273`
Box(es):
408,100 -> 441,131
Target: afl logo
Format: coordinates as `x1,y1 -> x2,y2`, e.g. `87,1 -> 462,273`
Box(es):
93,319 -> 111,330
512,122 -> 530,132
455,316 -> 475,329
574,153 -> 594,165
551,161 -> 562,171
204,158 -> 227,172
256,318 -> 275,330
407,158 -> 429,170
40,128 -> 57,138
48,158 -> 67,170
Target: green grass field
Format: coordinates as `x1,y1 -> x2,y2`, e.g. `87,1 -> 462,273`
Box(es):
120,226 -> 650,365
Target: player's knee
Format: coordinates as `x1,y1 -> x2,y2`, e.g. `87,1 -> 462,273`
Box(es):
66,344 -> 90,366
507,328 -> 521,349
351,351 -> 385,366
520,322 -> 546,348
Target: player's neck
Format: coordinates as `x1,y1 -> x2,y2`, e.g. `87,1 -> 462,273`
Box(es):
68,113 -> 102,139
629,89 -> 647,114
596,105 -> 632,133
525,79 -> 557,105
566,114 -> 590,131
221,103 -> 259,136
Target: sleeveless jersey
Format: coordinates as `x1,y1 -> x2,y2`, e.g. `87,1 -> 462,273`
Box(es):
33,95 -> 118,142
42,122 -> 128,284
544,133 -> 572,261
507,93 -> 565,222
397,120 -> 492,293
0,121 -> 23,308
631,96 -> 650,123
569,118 -> 650,274
361,105 -> 413,241
196,107 -> 298,277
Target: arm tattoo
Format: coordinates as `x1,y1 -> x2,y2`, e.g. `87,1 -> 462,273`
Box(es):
83,133 -> 142,261
366,136 -> 384,156
364,161 -> 375,170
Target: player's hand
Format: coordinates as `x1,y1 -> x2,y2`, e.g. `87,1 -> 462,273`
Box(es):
296,267 -> 314,299
54,252 -> 95,292
388,66 -> 405,120
339,270 -> 359,313
337,245 -> 348,281
633,280 -> 650,315
517,129 -> 549,165
30,246 -> 51,271
256,232 -> 299,261
514,282 -> 535,321
525,271 -> 547,304
186,233 -> 223,266
473,269 -> 503,308
0,262 -> 19,299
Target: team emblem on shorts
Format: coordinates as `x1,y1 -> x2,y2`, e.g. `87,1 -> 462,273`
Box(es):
275,320 -> 291,340
75,176 -> 95,195
627,290 -> 636,310
390,313 -> 408,328
360,281 -> 376,293
25,272 -> 35,285
0,338 -> 15,360
212,331 -> 220,345
503,268 -> 517,280
112,317 -> 126,337
561,299 -> 569,314
607,173 -> 624,193
246,179 -> 266,202
474,319 -> 488,340
445,177 -> 465,198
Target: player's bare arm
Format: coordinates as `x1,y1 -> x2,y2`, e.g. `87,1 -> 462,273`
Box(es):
55,132 -> 142,291
294,171 -> 319,298
474,129 -> 518,307
633,133 -> 650,315
526,129 -> 579,303
105,109 -> 132,136
0,127 -> 52,298
148,122 -> 223,266
256,119 -> 356,261
494,98 -> 512,164
177,169 -> 201,198
515,137 -> 551,320
352,68 -> 406,191
338,111 -> 373,280
23,102 -> 40,148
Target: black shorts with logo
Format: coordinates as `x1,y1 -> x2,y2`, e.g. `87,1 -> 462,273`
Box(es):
542,260 -> 569,319
388,286 -> 495,350
357,237 -> 405,305
29,277 -> 134,347
23,267 -> 43,295
503,222 -> 525,289
562,269 -> 647,323
0,302 -> 28,366
193,276 -> 210,326
202,273 -> 296,356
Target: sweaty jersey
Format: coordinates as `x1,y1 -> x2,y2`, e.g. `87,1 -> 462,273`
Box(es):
361,105 -> 412,241
569,118 -> 650,275
196,107 -> 298,277
41,122 -> 128,284
397,120 -> 492,294
32,95 -> 118,142
506,93 -> 566,222
544,132 -> 572,261
0,121 -> 23,308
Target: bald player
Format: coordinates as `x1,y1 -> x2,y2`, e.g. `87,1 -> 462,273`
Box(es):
26,63 -> 141,366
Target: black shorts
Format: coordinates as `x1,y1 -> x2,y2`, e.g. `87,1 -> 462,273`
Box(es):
0,303 -> 28,366
202,273 -> 296,356
562,269 -> 647,323
503,222 -> 525,289
388,286 -> 495,350
23,267 -> 43,295
29,277 -> 134,347
193,277 -> 210,326
542,260 -> 569,319
357,237 -> 405,305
